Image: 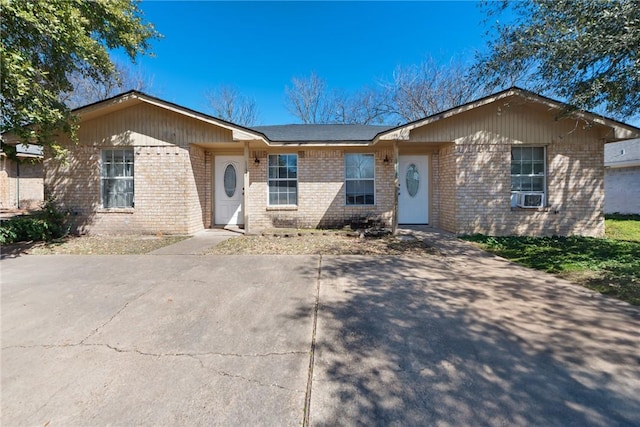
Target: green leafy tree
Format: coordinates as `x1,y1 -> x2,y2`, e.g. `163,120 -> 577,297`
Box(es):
1,0 -> 159,148
476,0 -> 640,119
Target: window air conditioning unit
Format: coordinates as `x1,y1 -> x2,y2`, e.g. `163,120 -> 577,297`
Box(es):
516,192 -> 545,208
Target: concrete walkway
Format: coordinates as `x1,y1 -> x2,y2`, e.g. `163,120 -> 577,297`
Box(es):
396,225 -> 483,257
148,228 -> 240,255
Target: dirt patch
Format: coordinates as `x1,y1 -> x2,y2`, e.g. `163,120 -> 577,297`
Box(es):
208,230 -> 440,256
2,235 -> 189,256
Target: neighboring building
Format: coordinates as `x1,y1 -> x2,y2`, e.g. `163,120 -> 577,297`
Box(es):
0,143 -> 44,210
604,138 -> 640,214
43,87 -> 639,236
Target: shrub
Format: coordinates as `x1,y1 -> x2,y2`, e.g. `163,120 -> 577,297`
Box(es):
0,201 -> 69,244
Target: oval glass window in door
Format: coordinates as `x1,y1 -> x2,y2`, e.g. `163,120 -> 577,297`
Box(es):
406,164 -> 420,197
223,164 -> 237,197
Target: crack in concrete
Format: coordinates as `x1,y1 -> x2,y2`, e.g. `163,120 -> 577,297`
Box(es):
2,342 -> 306,359
2,342 -> 303,392
79,288 -> 154,344
97,343 -> 300,392
211,367 -> 295,391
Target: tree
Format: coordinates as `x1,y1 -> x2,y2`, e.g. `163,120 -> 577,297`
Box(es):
285,59 -> 483,125
476,0 -> 640,119
383,57 -> 483,122
284,72 -> 335,124
285,73 -> 390,125
1,0 -> 159,147
205,85 -> 259,126
332,87 -> 390,125
60,61 -> 155,109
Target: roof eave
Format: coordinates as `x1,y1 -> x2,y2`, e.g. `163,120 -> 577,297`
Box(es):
268,141 -> 373,147
372,87 -> 640,143
73,91 -> 270,144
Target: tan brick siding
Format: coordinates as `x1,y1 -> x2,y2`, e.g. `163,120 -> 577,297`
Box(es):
442,139 -> 605,237
0,157 -> 44,209
204,151 -> 213,227
437,144 -> 456,232
46,144 -> 205,235
247,149 -> 395,231
430,153 -> 439,227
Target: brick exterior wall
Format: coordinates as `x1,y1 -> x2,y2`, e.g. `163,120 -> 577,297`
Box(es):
437,139 -> 605,237
46,144 -> 205,235
247,149 -> 395,231
204,151 -> 213,227
429,152 -> 439,227
0,157 -> 44,209
604,166 -> 640,214
437,144 -> 456,233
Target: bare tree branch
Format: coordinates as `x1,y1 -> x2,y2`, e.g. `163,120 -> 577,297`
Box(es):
383,57 -> 484,122
60,61 -> 154,109
284,72 -> 335,124
205,85 -> 259,126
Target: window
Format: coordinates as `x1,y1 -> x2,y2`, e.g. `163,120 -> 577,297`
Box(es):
268,154 -> 297,205
345,153 -> 375,205
101,149 -> 134,208
511,146 -> 546,207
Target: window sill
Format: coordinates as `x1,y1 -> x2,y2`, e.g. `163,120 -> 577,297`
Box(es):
97,207 -> 135,214
266,205 -> 298,211
510,206 -> 550,212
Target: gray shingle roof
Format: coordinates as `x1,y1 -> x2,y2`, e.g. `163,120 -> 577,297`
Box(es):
252,124 -> 393,142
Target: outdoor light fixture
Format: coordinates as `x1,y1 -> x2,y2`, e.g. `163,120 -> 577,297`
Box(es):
383,154 -> 390,163
254,154 -> 260,165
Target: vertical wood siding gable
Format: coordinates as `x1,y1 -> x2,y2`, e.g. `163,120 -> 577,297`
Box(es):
408,98 -> 608,145
77,103 -> 234,148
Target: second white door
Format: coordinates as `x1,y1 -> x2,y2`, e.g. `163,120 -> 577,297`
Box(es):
398,155 -> 429,224
215,156 -> 244,226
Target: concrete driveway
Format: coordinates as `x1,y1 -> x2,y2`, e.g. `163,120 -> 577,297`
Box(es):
2,242 -> 640,425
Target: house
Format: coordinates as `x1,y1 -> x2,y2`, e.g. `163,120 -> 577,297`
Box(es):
43,87 -> 639,237
0,143 -> 44,210
604,138 -> 640,215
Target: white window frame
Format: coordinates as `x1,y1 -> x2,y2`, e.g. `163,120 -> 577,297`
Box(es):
345,153 -> 375,206
267,154 -> 298,206
101,149 -> 134,208
510,146 -> 546,208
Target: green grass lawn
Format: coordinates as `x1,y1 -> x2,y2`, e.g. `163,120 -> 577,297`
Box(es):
462,215 -> 640,305
605,213 -> 640,242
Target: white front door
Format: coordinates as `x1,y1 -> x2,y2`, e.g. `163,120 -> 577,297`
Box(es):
215,156 -> 244,226
398,155 -> 429,224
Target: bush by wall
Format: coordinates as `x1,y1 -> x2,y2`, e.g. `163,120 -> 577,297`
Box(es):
0,202 -> 69,244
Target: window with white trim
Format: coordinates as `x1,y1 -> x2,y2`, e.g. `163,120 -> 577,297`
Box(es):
268,154 -> 297,205
345,153 -> 375,205
101,149 -> 134,208
511,146 -> 546,208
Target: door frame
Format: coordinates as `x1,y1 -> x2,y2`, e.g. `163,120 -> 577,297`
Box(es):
397,154 -> 429,225
214,155 -> 245,226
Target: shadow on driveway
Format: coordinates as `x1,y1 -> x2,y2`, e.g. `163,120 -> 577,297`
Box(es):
306,255 -> 640,426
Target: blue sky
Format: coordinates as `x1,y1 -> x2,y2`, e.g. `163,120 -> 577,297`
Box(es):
113,1 -> 497,124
